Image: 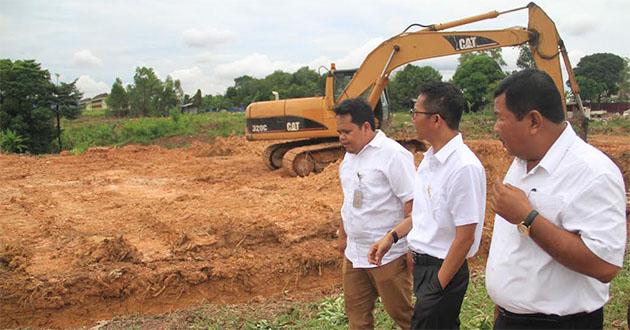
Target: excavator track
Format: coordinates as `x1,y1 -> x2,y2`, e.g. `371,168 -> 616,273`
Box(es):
282,142 -> 346,177
262,138 -> 338,170
281,138 -> 427,177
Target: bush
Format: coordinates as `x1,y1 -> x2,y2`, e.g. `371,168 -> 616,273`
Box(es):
0,129 -> 28,153
169,107 -> 182,122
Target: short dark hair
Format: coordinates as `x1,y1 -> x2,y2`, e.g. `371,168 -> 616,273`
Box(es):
333,98 -> 375,130
418,82 -> 467,130
494,69 -> 564,123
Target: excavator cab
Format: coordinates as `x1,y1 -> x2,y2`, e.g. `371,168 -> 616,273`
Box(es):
330,68 -> 389,129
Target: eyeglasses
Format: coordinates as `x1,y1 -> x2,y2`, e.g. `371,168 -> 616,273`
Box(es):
409,109 -> 439,117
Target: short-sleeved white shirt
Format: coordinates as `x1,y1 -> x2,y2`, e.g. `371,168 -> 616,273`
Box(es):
486,123 -> 627,315
407,133 -> 487,259
339,130 -> 416,268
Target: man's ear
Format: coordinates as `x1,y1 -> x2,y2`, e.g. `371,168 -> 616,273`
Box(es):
528,110 -> 544,134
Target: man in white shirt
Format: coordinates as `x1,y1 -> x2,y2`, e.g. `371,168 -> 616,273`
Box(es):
487,69 -> 627,329
369,82 -> 486,329
335,98 -> 416,329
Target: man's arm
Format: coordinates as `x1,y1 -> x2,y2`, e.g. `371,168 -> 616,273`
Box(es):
337,217 -> 347,255
492,181 -> 621,283
437,223 -> 476,289
368,200 -> 413,265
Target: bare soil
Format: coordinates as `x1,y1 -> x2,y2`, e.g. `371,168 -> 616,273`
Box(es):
1,135 -> 628,329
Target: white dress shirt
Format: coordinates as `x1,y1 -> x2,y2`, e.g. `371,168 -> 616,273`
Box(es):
486,123 -> 627,315
339,130 -> 416,268
407,133 -> 487,259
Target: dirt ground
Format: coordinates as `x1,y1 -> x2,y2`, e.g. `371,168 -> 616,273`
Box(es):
1,135 -> 629,329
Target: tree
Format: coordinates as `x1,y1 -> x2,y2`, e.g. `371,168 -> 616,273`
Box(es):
575,76 -> 605,103
617,57 -> 630,101
573,53 -> 626,101
0,59 -> 56,153
516,45 -> 535,70
174,79 -> 184,105
459,48 -> 507,67
452,54 -> 506,112
52,80 -> 82,119
50,79 -> 82,151
225,75 -> 259,107
158,76 -> 179,116
107,78 -> 129,117
388,65 -> 442,112
192,89 -> 202,108
128,67 -> 162,116
290,66 -> 321,97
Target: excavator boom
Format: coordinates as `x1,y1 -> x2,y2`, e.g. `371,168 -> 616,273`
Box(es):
246,2 -> 584,176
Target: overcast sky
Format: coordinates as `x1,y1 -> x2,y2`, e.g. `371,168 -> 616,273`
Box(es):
1,0 -> 628,98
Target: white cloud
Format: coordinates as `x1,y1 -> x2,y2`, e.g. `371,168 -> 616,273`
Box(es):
335,38 -> 385,68
170,66 -> 216,95
561,16 -> 596,36
306,38 -> 386,72
182,28 -> 235,48
214,53 -> 298,80
72,49 -> 103,67
75,75 -> 109,98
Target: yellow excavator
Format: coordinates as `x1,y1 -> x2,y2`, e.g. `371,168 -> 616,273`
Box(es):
245,2 -> 586,177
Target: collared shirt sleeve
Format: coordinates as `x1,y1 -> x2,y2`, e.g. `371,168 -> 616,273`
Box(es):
560,173 -> 627,267
446,164 -> 486,226
385,149 -> 416,203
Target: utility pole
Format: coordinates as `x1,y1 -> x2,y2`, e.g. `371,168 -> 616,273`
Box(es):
54,73 -> 62,152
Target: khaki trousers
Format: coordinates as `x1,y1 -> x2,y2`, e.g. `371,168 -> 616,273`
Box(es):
343,255 -> 413,330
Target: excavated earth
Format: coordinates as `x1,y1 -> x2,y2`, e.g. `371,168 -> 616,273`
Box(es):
1,135 -> 629,329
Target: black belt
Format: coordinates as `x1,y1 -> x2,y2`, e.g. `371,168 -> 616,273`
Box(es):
498,306 -> 602,323
411,251 -> 443,266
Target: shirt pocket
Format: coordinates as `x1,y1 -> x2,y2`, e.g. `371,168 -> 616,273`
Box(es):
530,192 -> 564,226
358,168 -> 386,201
430,187 -> 449,224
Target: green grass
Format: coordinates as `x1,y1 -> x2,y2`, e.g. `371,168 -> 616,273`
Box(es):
387,109 -> 497,139
59,109 -> 628,155
60,112 -> 245,153
589,117 -> 630,135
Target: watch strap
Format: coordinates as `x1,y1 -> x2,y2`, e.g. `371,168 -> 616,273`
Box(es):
523,210 -> 539,228
389,230 -> 399,244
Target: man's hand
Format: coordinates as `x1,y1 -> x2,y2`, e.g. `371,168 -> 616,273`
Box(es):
337,232 -> 347,255
368,234 -> 394,266
491,180 -> 533,224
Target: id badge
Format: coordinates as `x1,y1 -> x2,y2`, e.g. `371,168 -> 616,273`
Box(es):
353,189 -> 363,208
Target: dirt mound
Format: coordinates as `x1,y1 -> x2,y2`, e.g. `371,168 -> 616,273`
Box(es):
189,136 -> 261,157
79,235 -> 143,264
0,135 -> 628,328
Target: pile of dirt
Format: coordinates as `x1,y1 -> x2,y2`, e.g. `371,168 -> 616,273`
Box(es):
0,135 -> 628,328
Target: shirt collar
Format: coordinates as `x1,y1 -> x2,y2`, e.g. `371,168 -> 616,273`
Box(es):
427,133 -> 463,164
535,122 -> 575,174
356,130 -> 385,155
366,130 -> 385,148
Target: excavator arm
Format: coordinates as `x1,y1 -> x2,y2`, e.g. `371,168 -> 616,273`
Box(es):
338,2 -> 582,118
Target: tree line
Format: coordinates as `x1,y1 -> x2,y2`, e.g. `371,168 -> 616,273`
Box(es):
1,48 -> 627,154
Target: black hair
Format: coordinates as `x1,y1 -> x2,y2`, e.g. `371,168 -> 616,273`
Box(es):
418,82 -> 466,130
333,98 -> 375,130
494,69 -> 564,123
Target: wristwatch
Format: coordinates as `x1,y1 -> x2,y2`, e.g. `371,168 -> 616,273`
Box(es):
517,210 -> 539,236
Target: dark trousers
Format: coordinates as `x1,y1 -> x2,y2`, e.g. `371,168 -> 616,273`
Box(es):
411,253 -> 469,329
494,306 -> 604,329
